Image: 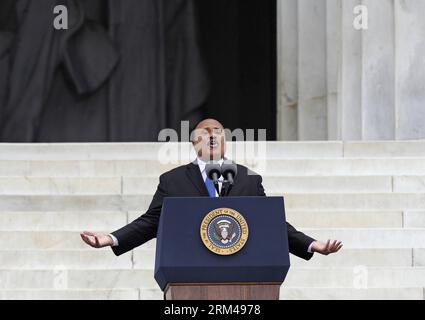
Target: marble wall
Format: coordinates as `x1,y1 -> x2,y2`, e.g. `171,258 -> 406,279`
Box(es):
277,0 -> 425,140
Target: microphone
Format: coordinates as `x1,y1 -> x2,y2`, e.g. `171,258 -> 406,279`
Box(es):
205,162 -> 222,195
221,161 -> 237,196
221,162 -> 237,185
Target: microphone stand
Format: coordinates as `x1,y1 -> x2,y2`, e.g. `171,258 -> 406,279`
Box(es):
212,172 -> 220,196
219,181 -> 228,197
220,174 -> 234,197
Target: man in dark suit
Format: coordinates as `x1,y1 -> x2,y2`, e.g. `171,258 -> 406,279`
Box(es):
81,118 -> 343,260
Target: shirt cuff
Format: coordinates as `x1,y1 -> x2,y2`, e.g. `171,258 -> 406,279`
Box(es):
109,234 -> 119,247
307,241 -> 315,253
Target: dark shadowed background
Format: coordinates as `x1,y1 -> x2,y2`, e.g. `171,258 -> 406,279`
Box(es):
0,0 -> 276,142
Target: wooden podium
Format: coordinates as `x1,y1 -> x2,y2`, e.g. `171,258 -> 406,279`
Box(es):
154,197 -> 290,300
164,283 -> 281,300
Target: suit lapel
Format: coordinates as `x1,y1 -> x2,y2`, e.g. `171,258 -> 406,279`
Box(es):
186,162 -> 209,196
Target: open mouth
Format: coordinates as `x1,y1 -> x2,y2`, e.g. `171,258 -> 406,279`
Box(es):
208,139 -> 219,149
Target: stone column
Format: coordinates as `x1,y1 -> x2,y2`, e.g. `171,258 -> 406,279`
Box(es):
394,0 -> 425,139
326,0 -> 342,140
361,0 -> 395,140
277,0 -> 425,141
277,0 -> 298,140
338,0 -> 362,140
297,0 -> 328,140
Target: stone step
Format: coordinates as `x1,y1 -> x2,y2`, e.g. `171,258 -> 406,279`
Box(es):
283,267 -> 425,288
393,176 -> 425,192
3,176 -> 419,195
0,232 -> 157,250
1,267 -> 425,290
404,211 -> 425,228
0,289 -> 141,300
0,250 -> 133,269
133,248 -> 422,269
290,248 -> 421,268
264,176 -> 396,193
285,210 -> 403,228
0,287 -> 421,300
0,210 -> 414,231
2,229 -> 424,250
0,177 -> 122,195
0,160 -> 176,177
0,142 -> 344,160
343,141 -> 425,158
279,287 -> 424,300
0,195 -> 137,211
132,210 -> 423,229
225,208 -> 420,229
0,211 -> 128,231
129,210 -> 405,229
124,176 -> 394,194
1,158 -> 425,177
1,141 -> 425,160
0,248 -> 419,270
1,193 -> 425,211
0,143 -> 194,160
282,193 -> 425,211
263,159 -> 425,176
0,269 -> 157,289
299,228 -> 425,249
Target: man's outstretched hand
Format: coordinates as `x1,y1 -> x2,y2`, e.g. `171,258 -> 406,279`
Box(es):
80,231 -> 113,248
311,239 -> 343,255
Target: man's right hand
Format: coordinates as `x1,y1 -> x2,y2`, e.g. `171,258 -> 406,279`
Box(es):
80,231 -> 113,248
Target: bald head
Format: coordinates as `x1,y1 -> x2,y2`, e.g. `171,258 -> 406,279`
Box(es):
195,118 -> 224,131
192,118 -> 226,161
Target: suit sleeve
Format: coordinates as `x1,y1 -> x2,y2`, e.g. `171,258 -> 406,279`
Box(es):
110,174 -> 168,256
256,175 -> 315,261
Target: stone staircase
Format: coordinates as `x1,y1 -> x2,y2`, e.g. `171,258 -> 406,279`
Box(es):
0,141 -> 424,300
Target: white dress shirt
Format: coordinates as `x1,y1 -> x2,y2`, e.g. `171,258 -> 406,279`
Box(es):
196,157 -> 224,196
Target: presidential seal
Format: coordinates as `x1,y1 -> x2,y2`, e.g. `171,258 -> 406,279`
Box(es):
200,207 -> 249,255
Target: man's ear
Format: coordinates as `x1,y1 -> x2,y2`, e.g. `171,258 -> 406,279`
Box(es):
192,135 -> 202,146
190,130 -> 196,145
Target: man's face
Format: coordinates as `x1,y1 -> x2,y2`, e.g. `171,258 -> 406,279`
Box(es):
192,119 -> 226,161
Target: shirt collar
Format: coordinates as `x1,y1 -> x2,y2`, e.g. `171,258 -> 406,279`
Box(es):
197,157 -> 224,174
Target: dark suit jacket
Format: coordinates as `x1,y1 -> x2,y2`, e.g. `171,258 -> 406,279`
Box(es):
111,162 -> 316,260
